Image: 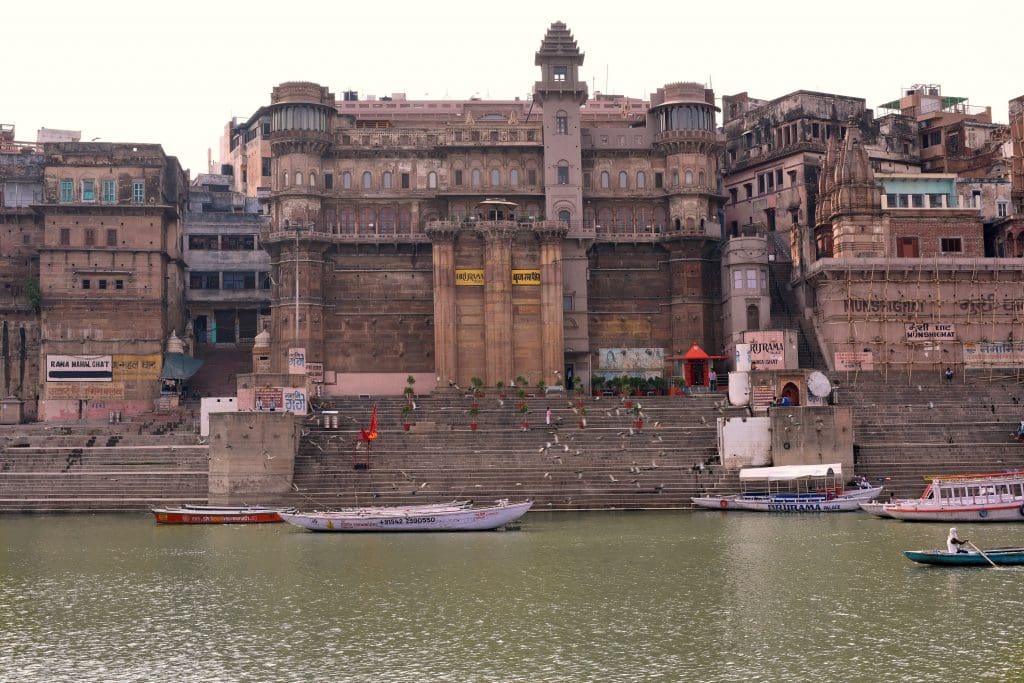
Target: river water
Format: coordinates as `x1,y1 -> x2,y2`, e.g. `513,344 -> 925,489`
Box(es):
2,511 -> 1023,683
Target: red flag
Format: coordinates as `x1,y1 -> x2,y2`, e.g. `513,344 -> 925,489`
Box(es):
359,403 -> 379,441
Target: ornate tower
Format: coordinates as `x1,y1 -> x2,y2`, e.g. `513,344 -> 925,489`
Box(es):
264,82 -> 336,371
829,119 -> 884,258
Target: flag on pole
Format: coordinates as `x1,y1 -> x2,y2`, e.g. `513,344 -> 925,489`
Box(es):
359,403 -> 379,442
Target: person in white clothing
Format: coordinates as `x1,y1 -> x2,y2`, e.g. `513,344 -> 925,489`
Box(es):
947,527 -> 970,554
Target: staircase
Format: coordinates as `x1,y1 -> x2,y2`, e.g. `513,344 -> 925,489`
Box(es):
767,232 -> 827,370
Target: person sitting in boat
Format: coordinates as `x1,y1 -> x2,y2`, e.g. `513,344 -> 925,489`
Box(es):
947,527 -> 970,554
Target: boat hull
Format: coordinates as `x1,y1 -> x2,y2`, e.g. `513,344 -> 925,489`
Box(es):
859,501 -> 893,518
152,506 -> 294,524
904,548 -> 1024,566
697,486 -> 883,513
691,496 -> 740,510
883,503 -> 1024,522
280,501 -> 533,532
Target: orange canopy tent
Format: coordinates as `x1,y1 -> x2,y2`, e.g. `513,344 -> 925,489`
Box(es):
667,343 -> 727,387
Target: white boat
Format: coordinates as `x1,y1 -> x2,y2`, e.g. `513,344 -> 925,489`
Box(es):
873,471 -> 1024,522
858,501 -> 893,518
280,500 -> 533,532
692,464 -> 883,513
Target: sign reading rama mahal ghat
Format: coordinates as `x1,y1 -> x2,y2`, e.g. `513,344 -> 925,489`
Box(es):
455,269 -> 541,286
46,355 -> 113,382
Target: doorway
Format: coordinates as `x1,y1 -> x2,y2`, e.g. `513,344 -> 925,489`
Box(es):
781,382 -> 801,406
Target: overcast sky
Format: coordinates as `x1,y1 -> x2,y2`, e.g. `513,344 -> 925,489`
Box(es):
5,0 -> 1020,176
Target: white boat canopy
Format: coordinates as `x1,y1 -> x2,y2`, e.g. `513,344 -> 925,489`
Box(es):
739,464 -> 842,482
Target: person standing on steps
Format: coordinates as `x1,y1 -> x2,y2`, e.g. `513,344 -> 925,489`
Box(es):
545,406 -> 552,426
709,368 -> 718,391
944,367 -> 954,384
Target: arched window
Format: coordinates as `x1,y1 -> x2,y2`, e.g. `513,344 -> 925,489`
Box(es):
525,203 -> 542,220
510,169 -> 519,187
283,171 -> 289,187
342,172 -> 352,189
637,207 -> 653,231
619,171 -> 628,189
600,171 -> 610,189
557,162 -> 569,185
382,172 -> 392,189
309,171 -> 317,187
698,170 -> 706,186
685,216 -> 696,231
672,171 -> 679,187
616,207 -> 632,231
340,206 -> 355,233
362,172 -> 372,190
684,170 -> 693,185
427,172 -> 438,189
490,169 -> 500,187
746,304 -> 760,331
597,208 -> 612,232
637,171 -> 646,189
558,209 -> 571,224
451,203 -> 467,220
654,207 -> 667,230
380,207 -> 396,233
555,111 -> 569,135
399,207 -> 412,233
295,171 -> 303,186
472,169 -> 482,188
360,207 -> 377,232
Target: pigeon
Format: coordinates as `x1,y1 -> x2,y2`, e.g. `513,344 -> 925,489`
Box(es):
609,474 -> 618,482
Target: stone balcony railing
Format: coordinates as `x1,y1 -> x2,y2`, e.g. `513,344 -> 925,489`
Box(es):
334,127 -> 543,150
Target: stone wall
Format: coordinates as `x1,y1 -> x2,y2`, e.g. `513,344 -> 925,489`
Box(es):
208,411 -> 296,503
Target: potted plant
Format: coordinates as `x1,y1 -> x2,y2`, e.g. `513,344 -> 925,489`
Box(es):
401,403 -> 412,431
536,379 -> 547,396
591,375 -> 606,397
470,376 -> 484,398
469,402 -> 479,431
404,374 -> 416,398
495,380 -> 505,399
619,376 -> 633,409
672,376 -> 687,397
633,403 -> 643,430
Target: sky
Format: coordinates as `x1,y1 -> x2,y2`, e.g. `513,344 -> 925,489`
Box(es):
5,0 -> 1021,177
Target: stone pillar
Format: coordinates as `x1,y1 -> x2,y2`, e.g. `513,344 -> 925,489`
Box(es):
274,234 -> 328,372
537,227 -> 567,385
427,226 -> 458,386
483,225 -> 516,386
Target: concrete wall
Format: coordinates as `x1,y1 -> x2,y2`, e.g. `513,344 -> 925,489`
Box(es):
200,396 -> 238,436
717,415 -> 771,469
207,411 -> 296,503
769,406 -> 854,473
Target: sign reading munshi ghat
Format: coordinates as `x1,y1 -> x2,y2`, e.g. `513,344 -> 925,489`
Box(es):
46,355 -> 113,382
841,295 -> 1024,316
455,269 -> 541,285
905,323 -> 956,341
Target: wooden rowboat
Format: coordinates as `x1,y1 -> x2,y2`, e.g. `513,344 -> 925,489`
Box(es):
151,505 -> 297,524
280,500 -> 532,532
903,547 -> 1024,566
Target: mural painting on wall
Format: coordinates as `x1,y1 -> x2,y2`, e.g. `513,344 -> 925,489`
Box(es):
962,341 -> 1024,368
742,331 -> 785,369
597,348 -> 664,378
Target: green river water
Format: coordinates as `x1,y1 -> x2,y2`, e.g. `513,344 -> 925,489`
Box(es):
2,511 -> 1023,682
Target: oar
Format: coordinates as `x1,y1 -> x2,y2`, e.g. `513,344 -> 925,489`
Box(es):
967,541 -> 1002,570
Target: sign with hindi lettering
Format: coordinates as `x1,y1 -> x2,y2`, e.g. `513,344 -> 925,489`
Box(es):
255,387 -> 283,411
455,269 -> 485,286
288,348 -> 306,375
112,354 -> 162,381
962,341 -> 1024,368
283,388 -> 308,414
511,270 -> 541,285
46,382 -> 125,400
834,351 -> 874,371
905,322 -> 956,342
46,355 -> 113,382
306,362 -> 324,383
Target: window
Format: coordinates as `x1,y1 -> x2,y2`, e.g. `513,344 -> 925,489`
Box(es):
223,272 -> 256,289
260,272 -> 271,289
60,228 -> 70,246
189,272 -> 220,289
744,183 -> 752,199
382,172 -> 392,189
490,169 -> 500,187
60,180 -> 73,202
757,174 -> 765,194
82,279 -> 91,290
746,304 -> 760,331
84,229 -> 95,246
618,171 -> 628,189
401,173 -> 410,189
262,157 -> 272,177
654,172 -> 663,188
636,171 -> 646,189
897,236 -> 920,257
101,180 -> 116,203
106,229 -> 117,246
509,169 -> 518,187
115,280 -> 124,290
471,169 -> 481,188
557,164 -> 569,185
812,123 -> 820,138
98,280 -> 107,290
563,294 -> 573,312
324,173 -> 333,189
454,170 -> 463,186
132,181 -> 145,204
775,169 -> 783,187
310,171 -> 317,187
733,271 -> 743,290
729,188 -> 738,204
997,202 -> 1008,217
428,172 -> 438,189
295,171 -> 302,186
600,171 -> 610,189
672,171 -> 679,187
940,237 -> 963,253
553,65 -> 567,82
222,235 -> 255,250
911,194 -> 925,208
188,235 -> 218,250
556,113 -> 568,135
343,172 -> 352,189
527,169 -> 537,186
362,172 -> 372,189
746,269 -> 757,290
81,180 -> 95,202
685,170 -> 694,186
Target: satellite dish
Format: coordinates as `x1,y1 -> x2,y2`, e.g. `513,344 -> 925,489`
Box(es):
807,371 -> 832,398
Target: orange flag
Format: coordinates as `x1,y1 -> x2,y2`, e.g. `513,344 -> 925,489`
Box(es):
360,403 -> 379,441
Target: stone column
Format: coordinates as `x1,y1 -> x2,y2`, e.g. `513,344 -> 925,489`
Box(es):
274,233 -> 328,372
482,225 -> 516,386
537,226 -> 567,385
426,225 -> 458,386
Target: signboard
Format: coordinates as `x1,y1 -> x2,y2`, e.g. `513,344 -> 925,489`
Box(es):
735,344 -> 752,372
905,322 -> 956,342
306,362 -> 324,383
511,270 -> 541,285
834,351 -> 874,371
455,269 -> 485,286
46,382 -> 126,400
287,348 -> 306,375
743,331 -> 785,369
598,347 -> 664,372
46,355 -> 113,382
752,384 -> 775,409
255,387 -> 283,411
112,354 -> 162,381
283,388 -> 308,414
962,341 -> 1024,368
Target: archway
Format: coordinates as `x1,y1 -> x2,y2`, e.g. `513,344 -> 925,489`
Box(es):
780,382 -> 801,406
